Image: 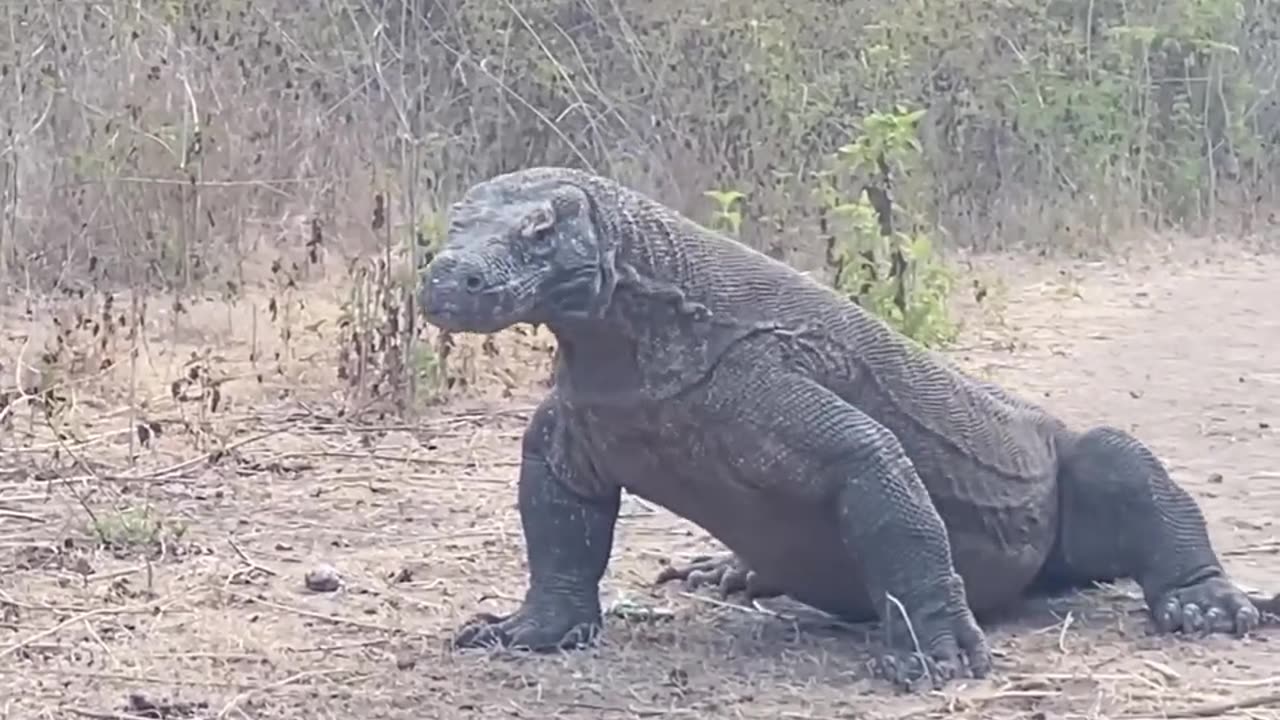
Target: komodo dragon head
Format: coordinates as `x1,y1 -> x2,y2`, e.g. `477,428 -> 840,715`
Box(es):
420,167 -> 617,334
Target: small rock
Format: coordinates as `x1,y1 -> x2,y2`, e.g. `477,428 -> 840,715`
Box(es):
1207,472 -> 1224,484
304,564 -> 342,592
395,652 -> 418,670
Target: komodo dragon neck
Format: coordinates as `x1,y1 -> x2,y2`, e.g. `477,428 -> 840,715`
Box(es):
546,173 -> 787,405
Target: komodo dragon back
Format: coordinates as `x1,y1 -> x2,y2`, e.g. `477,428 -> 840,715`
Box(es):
531,167 -> 1058,485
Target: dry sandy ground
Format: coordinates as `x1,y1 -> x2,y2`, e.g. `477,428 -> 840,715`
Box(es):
0,239 -> 1278,720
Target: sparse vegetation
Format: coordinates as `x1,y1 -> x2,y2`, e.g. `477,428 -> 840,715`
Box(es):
90,504 -> 188,555
0,0 -> 1277,716
821,107 -> 959,347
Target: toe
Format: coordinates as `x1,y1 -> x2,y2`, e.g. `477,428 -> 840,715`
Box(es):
871,653 -> 901,685
655,554 -> 739,591
653,565 -> 682,584
926,631 -> 979,685
556,621 -> 600,649
875,609 -> 992,690
1155,596 -> 1183,633
1153,577 -> 1262,637
453,613 -> 507,648
930,656 -> 960,683
956,627 -> 994,678
873,652 -> 929,692
717,565 -> 751,597
1181,603 -> 1206,634
654,555 -> 710,584
451,601 -> 603,653
685,566 -> 724,590
1205,606 -> 1235,635
872,634 -> 983,691
1234,604 -> 1261,636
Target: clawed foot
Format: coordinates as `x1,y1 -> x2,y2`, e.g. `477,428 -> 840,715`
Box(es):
871,608 -> 994,692
452,598 -> 602,652
1151,575 -> 1261,637
654,552 -> 782,602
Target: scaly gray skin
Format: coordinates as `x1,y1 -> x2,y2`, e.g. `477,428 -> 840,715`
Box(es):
419,166 -> 1264,690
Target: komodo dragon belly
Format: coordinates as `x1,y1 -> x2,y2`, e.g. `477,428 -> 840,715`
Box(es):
568,404 -> 882,620
567,392 -> 1060,621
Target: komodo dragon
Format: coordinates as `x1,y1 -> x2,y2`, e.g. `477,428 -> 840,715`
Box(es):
419,166 -> 1269,688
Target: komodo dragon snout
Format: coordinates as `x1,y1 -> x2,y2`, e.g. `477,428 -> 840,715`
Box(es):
420,173 -> 612,333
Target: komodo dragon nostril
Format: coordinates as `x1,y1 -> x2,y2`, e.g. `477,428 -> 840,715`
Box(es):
464,275 -> 484,292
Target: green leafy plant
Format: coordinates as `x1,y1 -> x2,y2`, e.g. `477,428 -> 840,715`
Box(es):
704,189 -> 747,238
91,505 -> 187,552
821,107 -> 958,348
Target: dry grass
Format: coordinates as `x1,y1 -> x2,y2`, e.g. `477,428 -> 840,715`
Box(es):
2,0 -> 1277,717
2,238 -> 1279,719
3,0 -> 1277,302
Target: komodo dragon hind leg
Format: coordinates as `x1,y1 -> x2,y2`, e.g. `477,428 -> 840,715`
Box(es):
654,552 -> 785,602
452,399 -> 621,652
1043,426 -> 1262,636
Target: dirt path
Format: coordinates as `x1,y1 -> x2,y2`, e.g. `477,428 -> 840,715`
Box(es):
1,247 -> 1277,719
966,251 -> 1279,589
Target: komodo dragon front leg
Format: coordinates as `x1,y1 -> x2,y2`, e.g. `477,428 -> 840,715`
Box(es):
452,397 -> 621,651
691,369 -> 993,686
1041,426 -> 1263,635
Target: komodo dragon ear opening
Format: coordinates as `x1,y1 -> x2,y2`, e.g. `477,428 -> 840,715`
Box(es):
520,202 -> 556,241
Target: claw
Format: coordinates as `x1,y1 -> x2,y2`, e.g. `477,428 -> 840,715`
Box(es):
871,644 -> 980,693
450,600 -> 602,652
655,553 -> 783,602
1204,606 -> 1232,635
452,612 -> 511,649
656,554 -> 732,590
870,603 -> 992,692
1238,606 -> 1262,635
1156,597 -> 1181,633
654,554 -> 716,586
1181,603 -> 1206,634
1151,576 -> 1260,638
873,653 -> 931,692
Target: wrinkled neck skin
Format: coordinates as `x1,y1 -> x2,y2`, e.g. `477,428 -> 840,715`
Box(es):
546,317 -> 644,402
544,180 -> 754,407
546,288 -> 715,407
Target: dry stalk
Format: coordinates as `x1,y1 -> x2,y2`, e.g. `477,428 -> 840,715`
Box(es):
217,668 -> 351,719
1134,690 -> 1280,719
883,591 -> 931,686
0,596 -> 173,661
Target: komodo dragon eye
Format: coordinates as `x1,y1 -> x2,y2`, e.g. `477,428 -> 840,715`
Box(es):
524,225 -> 554,252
